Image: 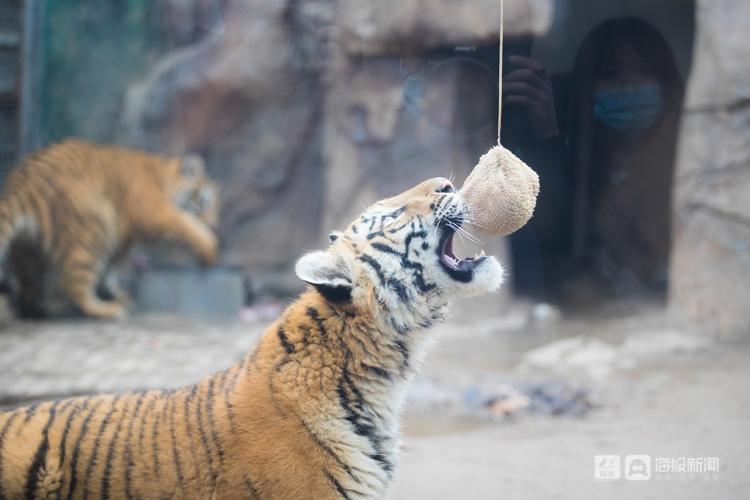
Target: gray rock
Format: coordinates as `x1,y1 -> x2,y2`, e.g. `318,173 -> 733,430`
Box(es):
120,0 -> 331,292
669,0 -> 750,338
337,0 -> 554,55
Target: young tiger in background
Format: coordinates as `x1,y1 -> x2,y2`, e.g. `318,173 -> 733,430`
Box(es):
0,139 -> 219,319
0,177 -> 504,499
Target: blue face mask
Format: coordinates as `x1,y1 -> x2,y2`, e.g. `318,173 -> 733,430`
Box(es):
593,84 -> 663,132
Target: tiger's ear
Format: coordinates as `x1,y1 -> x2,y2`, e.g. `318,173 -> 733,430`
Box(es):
295,251 -> 352,303
180,154 -> 205,177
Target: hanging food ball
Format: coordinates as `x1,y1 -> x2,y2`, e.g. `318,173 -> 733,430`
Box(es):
460,145 -> 540,236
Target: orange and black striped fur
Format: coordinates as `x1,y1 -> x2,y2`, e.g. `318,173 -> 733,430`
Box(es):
0,177 -> 504,499
0,139 -> 219,319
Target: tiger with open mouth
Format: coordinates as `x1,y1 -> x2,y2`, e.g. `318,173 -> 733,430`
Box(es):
0,177 -> 504,499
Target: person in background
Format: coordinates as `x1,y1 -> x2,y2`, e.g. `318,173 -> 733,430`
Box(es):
569,17 -> 684,296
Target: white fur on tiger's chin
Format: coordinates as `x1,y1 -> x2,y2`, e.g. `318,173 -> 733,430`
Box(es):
437,255 -> 505,299
470,255 -> 505,295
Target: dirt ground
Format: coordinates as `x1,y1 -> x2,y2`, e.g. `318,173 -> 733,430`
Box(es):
393,310 -> 750,499
1,301 -> 748,499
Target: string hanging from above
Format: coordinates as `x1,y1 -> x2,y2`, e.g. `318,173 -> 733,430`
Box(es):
458,0 -> 541,238
497,0 -> 504,145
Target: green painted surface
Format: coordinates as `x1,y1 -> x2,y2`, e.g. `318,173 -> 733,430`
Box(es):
39,1 -> 170,146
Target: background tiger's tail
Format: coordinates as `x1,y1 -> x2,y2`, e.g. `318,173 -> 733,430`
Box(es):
0,198 -> 20,268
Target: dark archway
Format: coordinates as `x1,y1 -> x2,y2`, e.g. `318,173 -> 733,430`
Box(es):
506,0 -> 695,308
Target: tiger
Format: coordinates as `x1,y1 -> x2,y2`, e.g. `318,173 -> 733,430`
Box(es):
0,139 -> 219,319
0,176 -> 504,499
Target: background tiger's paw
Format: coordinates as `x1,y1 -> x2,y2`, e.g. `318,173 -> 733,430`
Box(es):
81,300 -> 129,321
117,295 -> 133,309
197,232 -> 219,266
199,245 -> 219,266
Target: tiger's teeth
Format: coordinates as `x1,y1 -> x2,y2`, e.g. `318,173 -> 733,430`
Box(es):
479,249 -> 486,257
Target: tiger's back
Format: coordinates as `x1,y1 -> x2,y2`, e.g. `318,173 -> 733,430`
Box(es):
0,139 -> 219,319
0,377 -> 237,499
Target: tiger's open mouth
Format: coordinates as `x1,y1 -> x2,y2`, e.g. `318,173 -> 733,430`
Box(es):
438,217 -> 487,283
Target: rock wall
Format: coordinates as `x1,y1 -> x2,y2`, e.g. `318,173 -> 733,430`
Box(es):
669,0 -> 750,337
121,0 -> 333,292
337,0 -> 553,55
118,0 -> 551,293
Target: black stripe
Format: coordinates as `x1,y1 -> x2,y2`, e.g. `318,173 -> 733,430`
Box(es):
23,403 -> 40,424
100,397 -> 131,500
412,271 -> 436,293
181,386 -> 203,484
65,399 -> 105,500
357,254 -> 387,285
55,399 -> 78,418
243,473 -> 260,499
122,393 -> 145,500
385,206 -> 406,219
357,254 -> 409,303
326,471 -> 352,500
390,317 -> 408,336
391,280 -> 409,303
370,242 -> 400,257
394,338 -> 410,373
24,403 -> 60,500
167,396 -> 185,487
205,378 -> 224,462
297,416 -> 358,483
150,398 -> 163,476
137,394 -> 158,458
300,325 -> 312,345
338,368 -> 392,475
362,363 -> 391,381
57,398 -> 91,496
369,450 -> 394,475
387,221 -> 410,234
306,307 -> 328,338
217,369 -> 229,392
372,236 -> 436,294
337,373 -> 376,440
277,326 -> 294,354
0,411 -> 21,499
224,361 -> 245,433
79,396 -> 120,499
194,384 -> 217,483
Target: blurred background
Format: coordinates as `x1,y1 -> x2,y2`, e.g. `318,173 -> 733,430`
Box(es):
1,0 -> 749,498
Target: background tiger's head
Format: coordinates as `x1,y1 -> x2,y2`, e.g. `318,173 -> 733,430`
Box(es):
296,177 -> 504,329
171,154 -> 220,228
